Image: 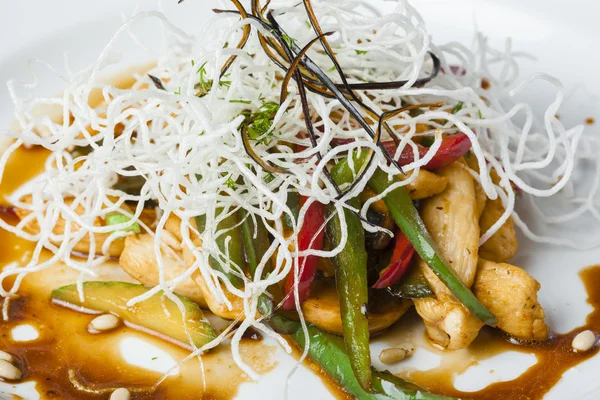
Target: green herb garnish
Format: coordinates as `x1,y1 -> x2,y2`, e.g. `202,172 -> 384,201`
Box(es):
355,50 -> 368,56
281,34 -> 297,49
264,172 -> 275,183
225,177 -> 238,190
243,101 -> 280,144
452,101 -> 464,114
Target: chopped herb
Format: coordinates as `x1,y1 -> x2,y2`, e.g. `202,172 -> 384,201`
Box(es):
264,172 -> 275,183
196,62 -> 212,97
152,357 -> 158,360
281,34 -> 297,49
194,61 -> 230,96
240,101 -> 281,145
258,101 -> 279,115
478,109 -> 484,119
452,101 -> 464,114
305,20 -> 312,29
224,41 -> 229,48
106,213 -> 141,234
225,177 -> 238,189
328,66 -> 337,72
231,99 -> 253,104
174,87 -> 181,95
197,62 -> 208,75
191,60 -> 195,67
248,117 -> 272,140
355,50 -> 368,56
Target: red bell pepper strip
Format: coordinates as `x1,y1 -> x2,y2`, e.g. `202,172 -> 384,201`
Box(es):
382,132 -> 472,171
372,229 -> 415,289
282,196 -> 326,311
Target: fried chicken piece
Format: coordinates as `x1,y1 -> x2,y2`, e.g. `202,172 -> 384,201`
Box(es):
474,259 -> 548,341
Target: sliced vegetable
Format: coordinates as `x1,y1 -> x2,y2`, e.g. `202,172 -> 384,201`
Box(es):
240,209 -> 277,319
106,213 -> 141,234
240,210 -> 272,279
196,209 -> 245,287
282,191 -> 300,232
372,230 -> 415,289
368,168 -> 496,325
292,324 -> 455,400
382,133 -> 472,171
328,162 -> 372,392
282,197 -> 326,311
51,282 -> 216,349
387,266 -> 434,299
331,154 -> 496,325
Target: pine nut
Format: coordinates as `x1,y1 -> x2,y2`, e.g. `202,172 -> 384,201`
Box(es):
572,330 -> 596,352
0,359 -> 21,380
89,314 -> 121,333
379,345 -> 414,365
110,388 -> 131,400
0,351 -> 14,364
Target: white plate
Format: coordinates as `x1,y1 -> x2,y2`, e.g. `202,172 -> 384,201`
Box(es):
1,1 -> 600,399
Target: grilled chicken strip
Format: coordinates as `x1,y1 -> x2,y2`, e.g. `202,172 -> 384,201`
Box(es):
414,162 -> 484,350
120,233 -> 206,307
479,198 -> 518,263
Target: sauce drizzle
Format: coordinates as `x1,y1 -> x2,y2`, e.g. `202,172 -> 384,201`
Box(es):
408,265 -> 600,400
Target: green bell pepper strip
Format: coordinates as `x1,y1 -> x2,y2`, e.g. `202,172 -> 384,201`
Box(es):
282,191 -> 300,231
195,209 -> 244,287
292,324 -> 457,400
239,210 -> 300,334
240,210 -> 273,279
328,163 -> 373,392
333,154 -> 496,325
240,210 -> 277,321
387,265 -> 435,299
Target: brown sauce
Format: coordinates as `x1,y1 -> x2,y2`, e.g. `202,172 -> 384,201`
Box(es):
586,117 -> 595,125
405,265 -> 600,400
0,145 -> 49,204
0,147 -> 277,399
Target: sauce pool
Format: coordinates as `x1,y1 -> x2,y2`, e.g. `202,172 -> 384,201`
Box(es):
0,147 -> 278,400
